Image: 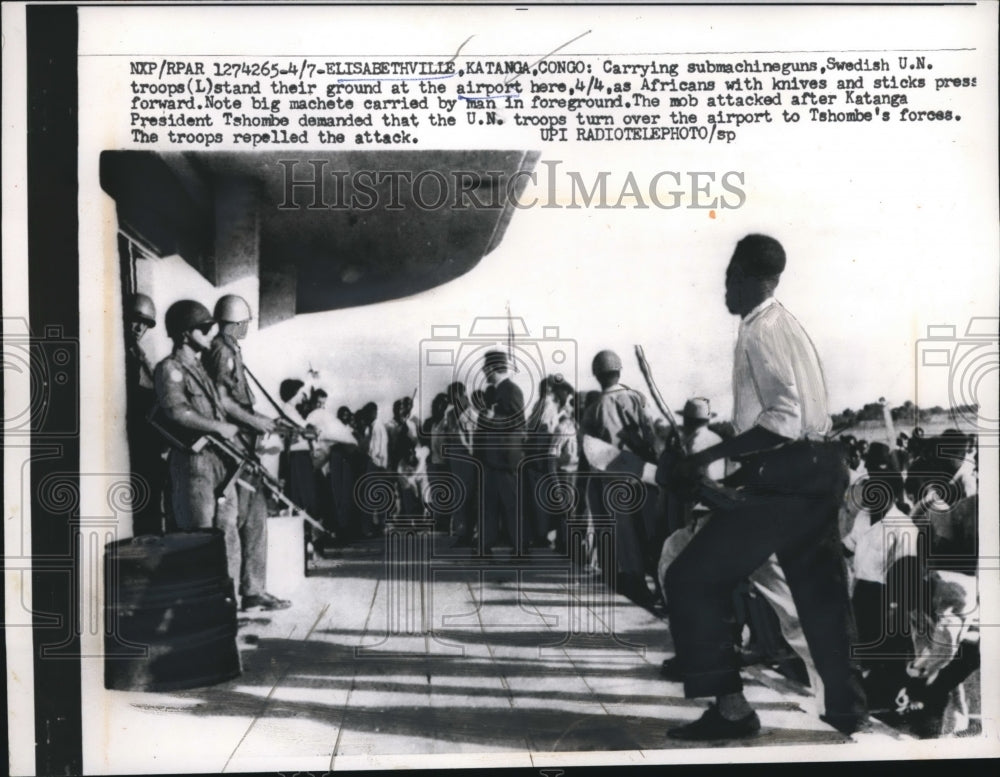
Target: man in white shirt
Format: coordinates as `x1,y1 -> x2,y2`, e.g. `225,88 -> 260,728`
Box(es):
664,234 -> 865,740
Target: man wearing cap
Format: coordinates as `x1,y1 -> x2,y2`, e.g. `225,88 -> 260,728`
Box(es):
202,294 -> 289,612
154,300 -> 243,589
478,350 -> 526,554
664,234 -> 866,740
125,292 -> 165,535
582,349 -> 660,607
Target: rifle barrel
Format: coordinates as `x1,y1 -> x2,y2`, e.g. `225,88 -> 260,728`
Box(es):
205,436 -> 330,535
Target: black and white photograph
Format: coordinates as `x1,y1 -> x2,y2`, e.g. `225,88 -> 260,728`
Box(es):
3,2 -> 998,775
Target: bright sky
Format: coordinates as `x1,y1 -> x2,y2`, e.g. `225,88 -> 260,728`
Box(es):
245,137 -> 998,425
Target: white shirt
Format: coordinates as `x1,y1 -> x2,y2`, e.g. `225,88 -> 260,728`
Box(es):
684,425 -> 726,482
280,400 -> 311,452
732,297 -> 831,439
306,408 -> 356,446
439,404 -> 478,456
368,420 -> 389,469
844,506 -> 921,585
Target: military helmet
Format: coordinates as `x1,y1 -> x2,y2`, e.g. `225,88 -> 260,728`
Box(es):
165,300 -> 214,338
214,294 -> 252,323
129,293 -> 157,326
591,349 -> 622,376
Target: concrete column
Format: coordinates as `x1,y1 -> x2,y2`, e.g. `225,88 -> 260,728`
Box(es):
212,178 -> 260,287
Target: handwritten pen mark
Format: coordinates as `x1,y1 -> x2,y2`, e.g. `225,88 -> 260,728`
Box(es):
448,35 -> 475,64
505,28 -> 593,87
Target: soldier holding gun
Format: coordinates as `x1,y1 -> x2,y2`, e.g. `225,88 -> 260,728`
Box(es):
153,300 -> 243,591
203,294 -> 290,612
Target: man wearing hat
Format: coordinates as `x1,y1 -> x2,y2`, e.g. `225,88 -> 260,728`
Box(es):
664,234 -> 866,740
154,300 -> 242,588
478,350 -> 526,554
202,294 -> 289,612
667,398 -> 725,534
680,399 -> 725,475
581,349 -> 660,607
655,398 -> 727,611
124,292 -> 165,535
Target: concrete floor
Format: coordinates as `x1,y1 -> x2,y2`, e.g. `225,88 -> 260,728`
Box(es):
95,532 -> 911,773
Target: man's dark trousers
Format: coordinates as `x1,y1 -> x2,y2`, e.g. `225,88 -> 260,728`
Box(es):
665,476 -> 866,723
482,465 -> 519,549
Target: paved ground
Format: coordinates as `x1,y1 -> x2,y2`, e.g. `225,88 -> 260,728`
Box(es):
97,531 -> 911,773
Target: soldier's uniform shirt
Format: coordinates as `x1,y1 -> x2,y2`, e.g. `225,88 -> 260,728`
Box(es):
155,347 -> 229,429
581,384 -> 658,462
204,334 -> 255,408
733,297 -> 831,439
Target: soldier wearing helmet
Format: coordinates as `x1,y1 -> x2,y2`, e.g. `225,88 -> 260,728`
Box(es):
126,293 -> 158,390
581,348 -> 660,608
202,294 -> 289,612
203,294 -> 275,439
128,292 -> 157,340
583,349 -> 659,461
124,292 -> 163,535
154,299 -> 243,588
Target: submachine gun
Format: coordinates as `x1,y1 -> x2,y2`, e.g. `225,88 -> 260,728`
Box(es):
270,417 -> 319,445
148,406 -> 331,537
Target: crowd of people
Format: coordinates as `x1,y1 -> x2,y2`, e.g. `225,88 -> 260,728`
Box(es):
122,233 -> 981,743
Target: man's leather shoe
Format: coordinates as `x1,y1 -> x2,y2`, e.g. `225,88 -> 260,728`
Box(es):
667,704 -> 761,740
820,713 -> 871,737
660,657 -> 684,682
242,592 -> 292,612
